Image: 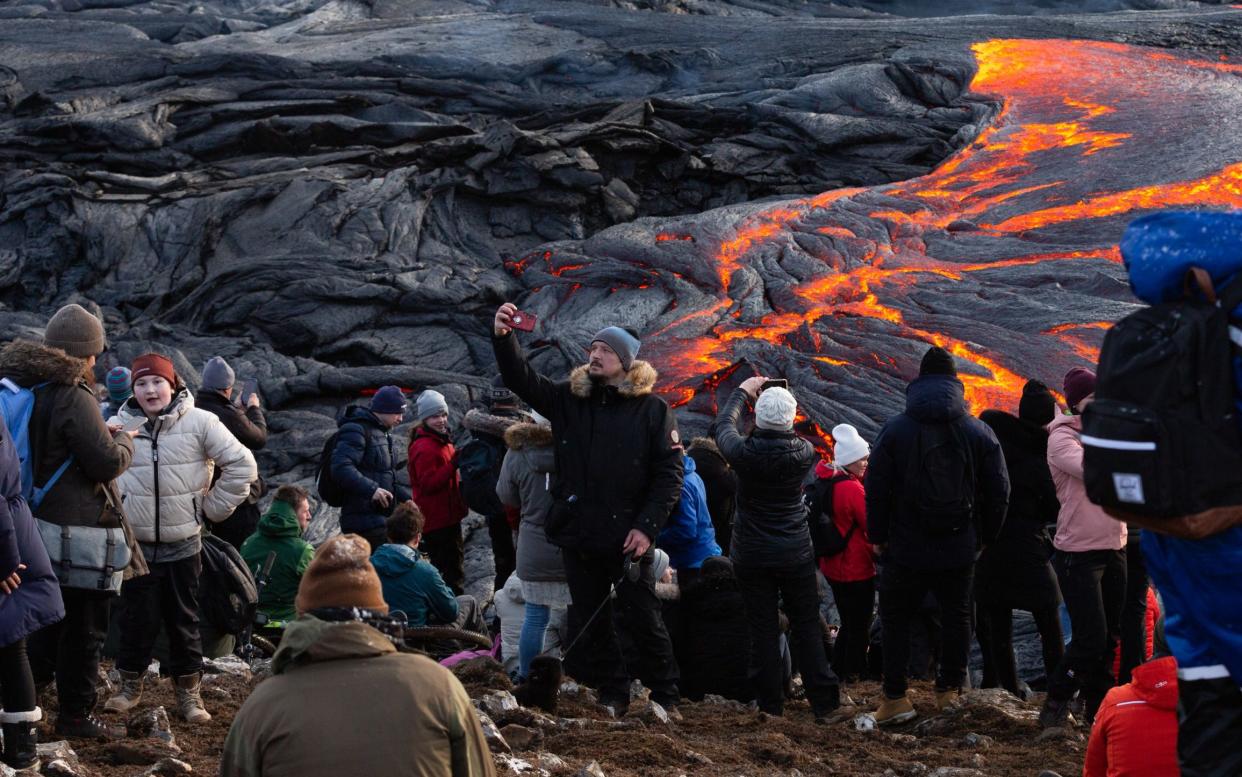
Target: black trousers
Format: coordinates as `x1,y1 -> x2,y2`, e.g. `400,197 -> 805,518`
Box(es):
1119,537 -> 1149,684
0,638 -> 36,713
421,525 -> 464,596
1048,549 -> 1126,718
29,588 -> 112,717
828,577 -> 875,682
878,561 -> 973,699
486,513 -> 516,593
977,603 -> 1064,695
563,548 -> 679,707
736,562 -> 839,716
116,555 -> 204,678
1178,676 -> 1242,777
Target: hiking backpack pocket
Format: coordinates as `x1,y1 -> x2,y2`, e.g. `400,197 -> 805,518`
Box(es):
906,422 -> 975,536
1082,400 -> 1172,515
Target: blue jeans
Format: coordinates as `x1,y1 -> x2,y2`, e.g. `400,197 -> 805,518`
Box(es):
519,603 -> 550,680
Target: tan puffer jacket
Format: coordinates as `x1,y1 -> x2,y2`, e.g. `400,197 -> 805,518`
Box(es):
110,390 -> 257,546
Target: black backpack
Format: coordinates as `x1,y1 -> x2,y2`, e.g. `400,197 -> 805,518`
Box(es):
1083,268 -> 1242,517
316,426 -> 371,508
803,473 -> 856,558
458,435 -> 505,516
200,534 -> 259,635
905,421 -> 975,535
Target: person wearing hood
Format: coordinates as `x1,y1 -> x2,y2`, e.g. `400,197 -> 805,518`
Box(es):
408,390 -> 469,594
195,356 -> 268,551
496,412 -> 572,680
866,346 -> 1010,725
221,534 -> 495,777
461,377 -> 529,594
1040,367 -> 1128,729
677,555 -> 752,702
815,423 -> 875,685
1084,655 -> 1180,777
331,386 -> 411,554
976,380 -> 1064,699
104,353 -> 257,725
687,433 -> 739,553
371,501 -> 484,633
240,485 -> 314,624
657,453 -> 721,581
0,304 -> 144,740
715,377 -> 841,720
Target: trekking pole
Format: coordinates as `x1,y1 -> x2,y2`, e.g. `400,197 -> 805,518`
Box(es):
558,554 -> 641,661
238,551 -> 277,661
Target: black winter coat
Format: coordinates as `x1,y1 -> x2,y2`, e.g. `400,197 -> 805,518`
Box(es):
976,410 -> 1061,610
330,407 -> 409,534
195,390 -> 268,451
687,438 -> 738,553
492,333 -> 683,555
714,388 -> 816,568
865,375 -> 1010,572
679,569 -> 752,702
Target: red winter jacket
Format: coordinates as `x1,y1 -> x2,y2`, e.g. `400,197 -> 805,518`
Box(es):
408,428 -> 468,534
1084,656 -> 1180,777
1112,587 -> 1159,680
815,461 -> 876,583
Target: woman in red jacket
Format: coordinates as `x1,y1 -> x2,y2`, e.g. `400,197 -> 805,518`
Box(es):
408,390 -> 468,594
817,424 -> 876,685
1084,655 -> 1180,777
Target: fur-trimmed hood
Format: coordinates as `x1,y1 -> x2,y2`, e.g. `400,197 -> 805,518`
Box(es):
464,408 -> 527,439
568,360 -> 657,399
688,436 -> 722,456
504,422 -> 554,451
0,340 -> 93,386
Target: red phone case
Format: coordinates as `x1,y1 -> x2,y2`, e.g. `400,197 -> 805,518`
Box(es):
510,310 -> 538,331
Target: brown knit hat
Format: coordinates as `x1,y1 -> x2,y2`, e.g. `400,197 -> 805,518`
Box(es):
295,534 -> 389,615
44,304 -> 106,358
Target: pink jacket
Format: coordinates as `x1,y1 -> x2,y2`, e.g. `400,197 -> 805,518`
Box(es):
1047,414 -> 1126,552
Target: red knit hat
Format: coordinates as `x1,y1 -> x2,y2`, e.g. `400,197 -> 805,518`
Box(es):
131,353 -> 177,387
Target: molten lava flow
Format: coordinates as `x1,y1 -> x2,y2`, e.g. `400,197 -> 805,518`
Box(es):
633,35 -> 1242,433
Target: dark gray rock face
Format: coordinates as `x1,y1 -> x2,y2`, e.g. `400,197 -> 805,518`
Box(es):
2,0 -> 1240,537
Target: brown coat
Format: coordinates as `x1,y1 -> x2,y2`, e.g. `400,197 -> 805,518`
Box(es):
221,617 -> 496,777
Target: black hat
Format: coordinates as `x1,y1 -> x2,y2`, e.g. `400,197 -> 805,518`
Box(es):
491,374 -> 517,407
1018,380 -> 1056,426
919,346 -> 956,377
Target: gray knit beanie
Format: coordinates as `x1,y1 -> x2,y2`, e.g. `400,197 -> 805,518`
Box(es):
591,326 -> 641,371
201,356 -> 235,392
416,390 -> 449,422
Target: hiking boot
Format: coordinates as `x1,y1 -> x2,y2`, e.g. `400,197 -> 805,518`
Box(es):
103,670 -> 144,713
55,712 -> 124,740
174,674 -> 211,724
0,707 -> 41,770
874,695 -> 917,726
934,687 -> 961,711
812,684 -> 842,720
1039,695 -> 1071,729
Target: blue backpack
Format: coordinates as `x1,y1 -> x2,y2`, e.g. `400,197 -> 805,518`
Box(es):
0,378 -> 74,510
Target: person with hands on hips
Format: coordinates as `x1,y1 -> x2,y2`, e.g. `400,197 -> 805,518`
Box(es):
491,303 -> 683,715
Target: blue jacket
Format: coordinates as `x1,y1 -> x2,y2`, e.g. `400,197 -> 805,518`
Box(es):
1122,211 -> 1242,683
330,407 -> 409,534
0,422 -> 64,647
658,455 -> 721,570
370,543 -> 458,627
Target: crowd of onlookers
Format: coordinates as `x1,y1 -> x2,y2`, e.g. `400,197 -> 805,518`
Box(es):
0,212 -> 1239,777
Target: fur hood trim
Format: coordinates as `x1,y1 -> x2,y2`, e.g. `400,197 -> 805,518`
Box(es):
464,408 -> 526,438
568,360 -> 657,399
504,422 -> 554,450
688,436 -> 721,455
0,340 -> 92,386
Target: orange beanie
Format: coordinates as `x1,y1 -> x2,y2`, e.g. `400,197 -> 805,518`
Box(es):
295,534 -> 389,615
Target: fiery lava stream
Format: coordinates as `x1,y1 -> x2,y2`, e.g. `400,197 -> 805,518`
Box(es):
635,37 -> 1242,428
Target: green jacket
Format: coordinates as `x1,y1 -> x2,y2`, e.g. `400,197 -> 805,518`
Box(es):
240,501 -> 313,623
221,616 -> 495,777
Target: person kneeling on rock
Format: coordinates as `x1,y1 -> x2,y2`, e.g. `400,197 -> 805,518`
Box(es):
222,534 -> 495,777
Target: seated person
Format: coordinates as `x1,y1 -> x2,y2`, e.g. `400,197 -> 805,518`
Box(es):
657,453 -> 721,583
1085,655 -> 1179,777
241,484 -> 315,624
372,501 -> 486,632
678,555 -> 753,703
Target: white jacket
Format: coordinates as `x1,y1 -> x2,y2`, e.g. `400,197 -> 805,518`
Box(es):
111,390 -> 257,546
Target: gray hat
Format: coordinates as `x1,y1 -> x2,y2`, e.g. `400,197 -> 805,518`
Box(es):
416,389 -> 449,422
44,304 -> 106,358
201,356 -> 235,392
591,326 -> 641,371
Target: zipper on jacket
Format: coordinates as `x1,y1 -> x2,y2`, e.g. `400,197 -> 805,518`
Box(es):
152,421 -> 162,562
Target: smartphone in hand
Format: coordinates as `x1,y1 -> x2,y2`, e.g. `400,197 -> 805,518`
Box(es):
760,378 -> 788,392
510,310 -> 538,332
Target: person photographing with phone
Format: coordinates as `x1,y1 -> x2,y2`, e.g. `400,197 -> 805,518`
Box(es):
714,375 -> 842,720
491,303 -> 683,715
195,357 -> 268,550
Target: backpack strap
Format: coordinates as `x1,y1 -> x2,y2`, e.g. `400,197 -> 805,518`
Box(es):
1184,267 -> 1218,305
31,456 -> 74,511
26,381 -> 73,511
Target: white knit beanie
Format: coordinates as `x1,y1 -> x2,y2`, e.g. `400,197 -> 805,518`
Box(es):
754,387 -> 797,431
831,423 -> 870,467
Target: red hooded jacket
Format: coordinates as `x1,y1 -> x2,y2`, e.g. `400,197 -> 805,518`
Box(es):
814,461 -> 875,583
408,427 -> 468,533
1084,656 -> 1180,777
